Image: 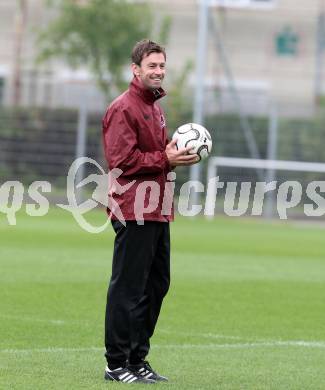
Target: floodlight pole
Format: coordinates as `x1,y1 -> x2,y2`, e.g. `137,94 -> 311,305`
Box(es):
75,102 -> 88,203
189,0 -> 209,209
264,104 -> 278,218
315,10 -> 325,104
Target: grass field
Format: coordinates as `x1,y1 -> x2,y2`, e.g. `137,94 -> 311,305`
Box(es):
1,209 -> 325,389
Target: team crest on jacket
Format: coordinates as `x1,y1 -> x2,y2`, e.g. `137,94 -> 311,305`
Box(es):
160,114 -> 166,129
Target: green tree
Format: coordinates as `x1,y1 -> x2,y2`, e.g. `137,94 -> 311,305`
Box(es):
37,0 -> 152,100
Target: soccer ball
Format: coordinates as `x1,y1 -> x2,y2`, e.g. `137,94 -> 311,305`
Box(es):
172,123 -> 212,161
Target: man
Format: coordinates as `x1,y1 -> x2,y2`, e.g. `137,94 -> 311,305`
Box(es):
102,39 -> 198,384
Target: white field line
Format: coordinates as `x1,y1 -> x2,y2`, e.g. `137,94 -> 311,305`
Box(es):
160,328 -> 325,347
0,314 -> 89,326
1,316 -> 249,340
1,341 -> 325,354
0,347 -> 103,354
1,320 -> 325,353
159,328 -> 246,341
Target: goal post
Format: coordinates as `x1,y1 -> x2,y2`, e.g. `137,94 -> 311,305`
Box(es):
205,156 -> 325,218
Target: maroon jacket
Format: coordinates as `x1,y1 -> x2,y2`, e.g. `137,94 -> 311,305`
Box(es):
102,77 -> 174,222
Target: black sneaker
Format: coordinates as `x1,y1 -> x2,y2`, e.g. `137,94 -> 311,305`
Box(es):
104,365 -> 156,384
128,361 -> 168,382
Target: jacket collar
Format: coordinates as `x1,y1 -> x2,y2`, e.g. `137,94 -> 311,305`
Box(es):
129,76 -> 166,105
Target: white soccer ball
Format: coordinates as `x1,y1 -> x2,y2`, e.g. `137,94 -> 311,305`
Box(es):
172,123 -> 212,161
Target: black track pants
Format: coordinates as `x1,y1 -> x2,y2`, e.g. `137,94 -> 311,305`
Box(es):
104,220 -> 170,369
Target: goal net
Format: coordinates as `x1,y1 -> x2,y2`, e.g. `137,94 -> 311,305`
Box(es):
204,156 -> 325,220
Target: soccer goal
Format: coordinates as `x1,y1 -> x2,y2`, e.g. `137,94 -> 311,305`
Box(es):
205,156 -> 325,219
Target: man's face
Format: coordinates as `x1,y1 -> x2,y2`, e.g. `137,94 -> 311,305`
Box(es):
132,52 -> 166,90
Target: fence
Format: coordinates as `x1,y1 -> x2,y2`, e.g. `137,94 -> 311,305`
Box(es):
1,106 -> 325,219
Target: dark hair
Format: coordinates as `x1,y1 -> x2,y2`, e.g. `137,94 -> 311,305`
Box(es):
131,39 -> 166,66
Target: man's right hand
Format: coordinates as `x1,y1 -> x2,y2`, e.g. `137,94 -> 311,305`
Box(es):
165,138 -> 199,166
